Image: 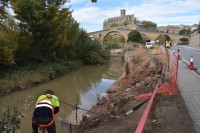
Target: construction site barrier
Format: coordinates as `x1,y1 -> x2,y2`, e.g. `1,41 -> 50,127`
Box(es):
158,47 -> 178,96
135,46 -> 180,132
169,48 -> 178,92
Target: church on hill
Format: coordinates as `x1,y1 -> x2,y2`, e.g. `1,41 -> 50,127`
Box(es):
103,9 -> 137,30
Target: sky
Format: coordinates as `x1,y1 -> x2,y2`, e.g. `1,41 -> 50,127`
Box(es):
64,0 -> 200,32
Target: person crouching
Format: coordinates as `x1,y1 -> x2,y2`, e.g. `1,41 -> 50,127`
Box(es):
32,90 -> 60,133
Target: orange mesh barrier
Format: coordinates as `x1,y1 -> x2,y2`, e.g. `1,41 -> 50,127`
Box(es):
135,46 -> 178,101
169,50 -> 178,92
134,47 -> 179,133
157,48 -> 178,96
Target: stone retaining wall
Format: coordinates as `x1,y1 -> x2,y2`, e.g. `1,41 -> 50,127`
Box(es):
190,31 -> 200,46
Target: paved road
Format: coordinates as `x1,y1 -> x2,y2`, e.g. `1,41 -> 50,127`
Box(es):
171,45 -> 200,69
178,60 -> 200,133
168,45 -> 200,132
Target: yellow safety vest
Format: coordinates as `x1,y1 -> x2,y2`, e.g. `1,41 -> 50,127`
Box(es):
33,95 -> 55,127
166,41 -> 171,47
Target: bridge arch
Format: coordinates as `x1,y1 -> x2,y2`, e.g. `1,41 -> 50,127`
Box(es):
155,34 -> 172,44
179,38 -> 189,45
89,29 -> 130,47
155,34 -> 190,45
103,31 -> 126,43
88,29 -> 189,46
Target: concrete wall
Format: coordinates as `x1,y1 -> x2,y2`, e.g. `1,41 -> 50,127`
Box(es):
190,31 -> 200,46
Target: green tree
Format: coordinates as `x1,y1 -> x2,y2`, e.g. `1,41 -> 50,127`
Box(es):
141,20 -> 157,28
0,11 -> 19,67
0,47 -> 15,66
67,28 -> 109,64
12,0 -> 73,56
10,0 -> 108,63
64,29 -> 90,59
127,30 -> 143,43
0,14 -> 19,48
179,29 -> 190,36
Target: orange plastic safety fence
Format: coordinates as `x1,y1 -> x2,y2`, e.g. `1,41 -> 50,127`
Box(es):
157,47 -> 178,96
169,51 -> 178,90
134,46 -> 179,133
135,46 -> 178,101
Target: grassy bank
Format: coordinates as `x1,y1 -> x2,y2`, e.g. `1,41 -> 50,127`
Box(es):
0,60 -> 84,96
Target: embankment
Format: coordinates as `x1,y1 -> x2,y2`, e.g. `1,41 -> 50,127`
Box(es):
78,47 -> 163,133
0,60 -> 84,96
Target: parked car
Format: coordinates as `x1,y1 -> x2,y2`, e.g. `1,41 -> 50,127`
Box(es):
145,42 -> 153,49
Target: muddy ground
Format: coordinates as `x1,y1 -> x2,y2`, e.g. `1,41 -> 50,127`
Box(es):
77,47 -> 196,133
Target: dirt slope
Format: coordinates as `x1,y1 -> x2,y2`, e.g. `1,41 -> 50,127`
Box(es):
78,47 -> 196,133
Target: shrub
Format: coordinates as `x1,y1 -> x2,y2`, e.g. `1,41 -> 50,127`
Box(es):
104,41 -> 120,50
128,30 -> 143,43
0,47 -> 15,66
73,40 -> 109,64
0,105 -> 24,132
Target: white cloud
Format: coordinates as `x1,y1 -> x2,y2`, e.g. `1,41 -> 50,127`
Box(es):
124,0 -> 200,24
72,7 -> 119,24
128,0 -> 200,17
68,0 -> 200,32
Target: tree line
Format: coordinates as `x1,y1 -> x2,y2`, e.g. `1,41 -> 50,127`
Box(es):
0,0 -> 108,68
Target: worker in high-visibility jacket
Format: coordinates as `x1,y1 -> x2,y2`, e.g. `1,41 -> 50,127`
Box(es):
32,90 -> 59,133
165,40 -> 171,48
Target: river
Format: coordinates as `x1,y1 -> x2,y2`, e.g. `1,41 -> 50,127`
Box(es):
0,57 -> 124,132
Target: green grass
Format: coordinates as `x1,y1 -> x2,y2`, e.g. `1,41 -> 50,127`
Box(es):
0,60 -> 84,95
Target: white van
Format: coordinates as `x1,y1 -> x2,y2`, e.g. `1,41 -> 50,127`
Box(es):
145,42 -> 153,49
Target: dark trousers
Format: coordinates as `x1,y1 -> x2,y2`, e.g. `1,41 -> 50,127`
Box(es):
32,122 -> 56,133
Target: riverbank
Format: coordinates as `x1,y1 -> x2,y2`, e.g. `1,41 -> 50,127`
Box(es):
77,46 -> 196,133
0,60 -> 84,96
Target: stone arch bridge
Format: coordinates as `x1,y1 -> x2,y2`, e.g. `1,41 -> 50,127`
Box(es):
88,29 -> 189,45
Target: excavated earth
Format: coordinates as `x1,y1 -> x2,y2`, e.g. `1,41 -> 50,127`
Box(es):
77,47 -> 196,133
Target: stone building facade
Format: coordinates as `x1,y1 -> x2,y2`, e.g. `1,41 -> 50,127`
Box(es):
157,25 -> 181,34
190,30 -> 200,46
157,24 -> 198,35
103,9 -> 137,30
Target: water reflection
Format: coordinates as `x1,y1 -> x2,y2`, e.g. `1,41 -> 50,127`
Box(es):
0,57 -> 123,132
79,78 -> 115,110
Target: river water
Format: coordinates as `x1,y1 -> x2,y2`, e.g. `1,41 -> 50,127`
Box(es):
0,57 -> 124,132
